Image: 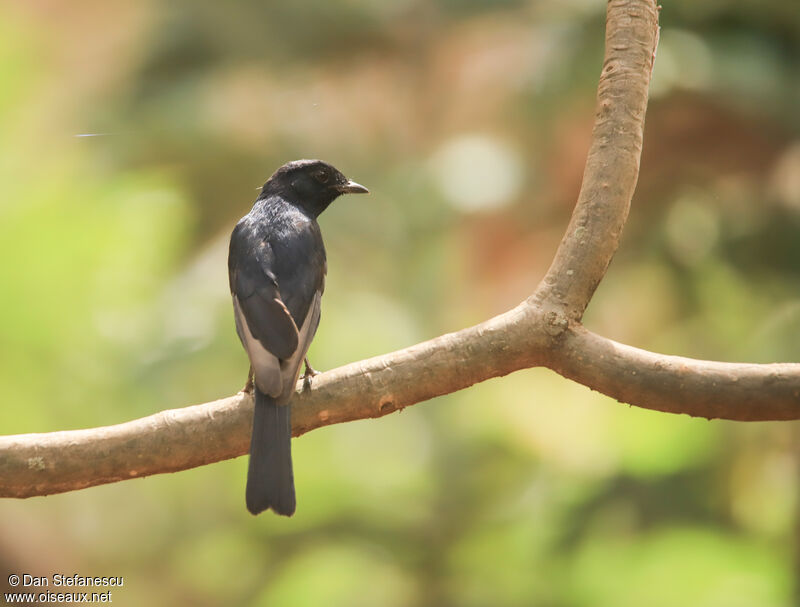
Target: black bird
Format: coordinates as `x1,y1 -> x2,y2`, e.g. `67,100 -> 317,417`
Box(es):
228,159 -> 368,516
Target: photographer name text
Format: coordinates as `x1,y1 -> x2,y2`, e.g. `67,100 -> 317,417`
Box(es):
13,574 -> 123,588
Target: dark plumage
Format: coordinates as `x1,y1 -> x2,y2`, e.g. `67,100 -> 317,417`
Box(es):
228,159 -> 368,516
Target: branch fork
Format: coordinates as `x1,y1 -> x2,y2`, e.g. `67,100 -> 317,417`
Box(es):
2,0 -> 797,500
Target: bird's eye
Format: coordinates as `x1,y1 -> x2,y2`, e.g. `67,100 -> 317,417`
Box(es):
314,170 -> 329,183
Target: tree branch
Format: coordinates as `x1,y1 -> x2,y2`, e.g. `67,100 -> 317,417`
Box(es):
552,326 -> 800,422
2,0 -> 798,500
536,0 -> 657,319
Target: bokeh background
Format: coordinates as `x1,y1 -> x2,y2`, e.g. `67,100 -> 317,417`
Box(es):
1,0 -> 799,605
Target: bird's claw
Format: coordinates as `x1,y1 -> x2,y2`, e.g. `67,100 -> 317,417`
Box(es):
243,367 -> 255,395
302,357 -> 320,378
301,357 -> 320,390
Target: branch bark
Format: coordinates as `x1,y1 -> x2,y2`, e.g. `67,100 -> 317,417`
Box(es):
2,0 -> 798,500
536,0 -> 656,319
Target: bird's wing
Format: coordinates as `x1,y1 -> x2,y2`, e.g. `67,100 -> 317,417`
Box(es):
233,260 -> 299,358
230,238 -> 300,397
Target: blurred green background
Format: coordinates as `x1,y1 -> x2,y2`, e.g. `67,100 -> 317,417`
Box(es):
1,0 -> 799,605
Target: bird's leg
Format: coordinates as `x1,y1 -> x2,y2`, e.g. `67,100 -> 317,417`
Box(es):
243,366 -> 255,394
303,357 -> 320,378
301,357 -> 320,389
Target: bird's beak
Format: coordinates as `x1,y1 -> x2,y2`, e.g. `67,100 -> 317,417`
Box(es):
334,180 -> 369,194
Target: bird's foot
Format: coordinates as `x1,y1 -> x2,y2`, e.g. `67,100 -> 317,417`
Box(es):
301,357 -> 320,390
243,367 -> 255,395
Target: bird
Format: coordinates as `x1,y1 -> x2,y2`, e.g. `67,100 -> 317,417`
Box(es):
228,159 -> 369,516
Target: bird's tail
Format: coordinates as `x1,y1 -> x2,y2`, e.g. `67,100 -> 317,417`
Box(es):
246,388 -> 296,516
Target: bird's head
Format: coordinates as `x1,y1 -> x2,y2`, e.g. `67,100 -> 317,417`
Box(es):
261,159 -> 369,217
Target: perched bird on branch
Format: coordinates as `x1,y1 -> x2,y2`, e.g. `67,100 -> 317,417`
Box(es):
228,160 -> 369,515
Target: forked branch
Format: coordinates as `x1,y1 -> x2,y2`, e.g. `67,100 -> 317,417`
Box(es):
1,0 -> 798,500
